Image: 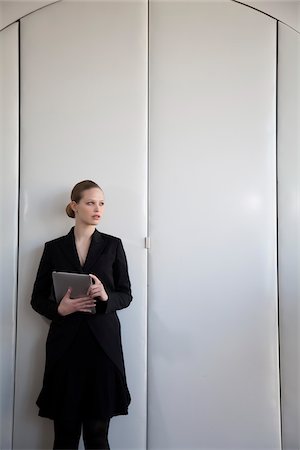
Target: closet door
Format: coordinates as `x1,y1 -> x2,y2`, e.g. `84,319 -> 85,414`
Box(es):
14,2 -> 147,449
0,22 -> 19,450
148,2 -> 280,449
278,22 -> 300,450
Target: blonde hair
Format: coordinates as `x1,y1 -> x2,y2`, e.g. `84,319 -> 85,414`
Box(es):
66,180 -> 102,218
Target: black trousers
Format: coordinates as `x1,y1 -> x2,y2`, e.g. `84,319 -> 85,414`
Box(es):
53,418 -> 110,450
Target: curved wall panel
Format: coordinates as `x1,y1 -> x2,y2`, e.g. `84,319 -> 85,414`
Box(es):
148,1 -> 280,449
14,2 -> 147,449
7,1 -> 288,449
0,1 -> 58,31
237,0 -> 300,33
278,22 -> 300,450
0,22 -> 19,450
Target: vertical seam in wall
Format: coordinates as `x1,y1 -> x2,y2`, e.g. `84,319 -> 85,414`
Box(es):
276,19 -> 283,450
145,0 -> 151,449
146,1 -> 150,449
12,18 -> 21,450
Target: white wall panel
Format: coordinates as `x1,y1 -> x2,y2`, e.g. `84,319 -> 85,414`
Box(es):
14,2 -> 147,449
278,22 -> 300,450
238,1 -> 300,33
149,2 -> 280,449
0,22 -> 19,450
0,1 -> 58,31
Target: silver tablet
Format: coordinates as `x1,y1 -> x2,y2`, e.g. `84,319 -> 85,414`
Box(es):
52,272 -> 94,312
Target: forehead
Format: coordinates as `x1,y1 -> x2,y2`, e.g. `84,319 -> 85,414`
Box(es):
81,188 -> 104,200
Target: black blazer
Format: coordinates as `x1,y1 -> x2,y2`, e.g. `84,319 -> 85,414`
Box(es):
31,227 -> 132,387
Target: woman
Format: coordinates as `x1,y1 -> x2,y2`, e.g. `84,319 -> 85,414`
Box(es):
31,180 -> 132,450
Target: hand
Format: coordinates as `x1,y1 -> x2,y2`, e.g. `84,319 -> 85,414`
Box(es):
58,288 -> 96,316
88,274 -> 108,301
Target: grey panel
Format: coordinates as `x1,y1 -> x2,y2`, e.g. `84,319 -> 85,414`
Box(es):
14,2 -> 147,449
278,22 -> 300,450
0,22 -> 19,450
149,2 -> 280,449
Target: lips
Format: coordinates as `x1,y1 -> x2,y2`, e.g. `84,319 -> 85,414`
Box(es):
92,215 -> 100,219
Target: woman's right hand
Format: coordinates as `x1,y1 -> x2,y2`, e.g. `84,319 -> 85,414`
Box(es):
57,288 -> 96,316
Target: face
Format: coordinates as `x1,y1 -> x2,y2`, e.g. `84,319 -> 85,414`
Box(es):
72,188 -> 105,226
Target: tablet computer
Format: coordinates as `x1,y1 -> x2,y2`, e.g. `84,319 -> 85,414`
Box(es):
52,271 -> 95,313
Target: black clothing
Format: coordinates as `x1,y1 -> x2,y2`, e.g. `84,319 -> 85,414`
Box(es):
31,227 -> 132,421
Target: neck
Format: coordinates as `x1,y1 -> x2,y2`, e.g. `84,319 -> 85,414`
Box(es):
74,223 -> 95,241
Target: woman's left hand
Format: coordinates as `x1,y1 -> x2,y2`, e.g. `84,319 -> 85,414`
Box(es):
88,274 -> 108,301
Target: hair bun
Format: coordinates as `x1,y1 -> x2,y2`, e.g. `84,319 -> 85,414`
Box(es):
66,203 -> 75,218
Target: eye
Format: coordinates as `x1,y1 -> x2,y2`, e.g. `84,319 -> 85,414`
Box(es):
87,201 -> 94,205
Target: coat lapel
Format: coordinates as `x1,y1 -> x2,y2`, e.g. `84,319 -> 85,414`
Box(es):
83,229 -> 107,273
58,227 -> 83,273
58,228 -> 106,274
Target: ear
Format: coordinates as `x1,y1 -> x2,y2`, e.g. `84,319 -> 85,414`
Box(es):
70,200 -> 78,213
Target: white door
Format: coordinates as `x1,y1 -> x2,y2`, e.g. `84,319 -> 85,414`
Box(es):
13,2 -> 147,449
0,22 -> 19,450
148,1 -> 281,448
11,1 -> 284,449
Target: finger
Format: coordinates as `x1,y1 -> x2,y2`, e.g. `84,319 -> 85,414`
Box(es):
88,288 -> 102,298
64,288 -> 72,298
78,302 -> 96,310
72,296 -> 91,303
89,292 -> 103,300
89,288 -> 101,296
90,283 -> 103,291
75,300 -> 96,308
82,299 -> 97,307
89,274 -> 100,284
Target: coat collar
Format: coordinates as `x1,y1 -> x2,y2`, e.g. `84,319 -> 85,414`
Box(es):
59,227 -> 107,273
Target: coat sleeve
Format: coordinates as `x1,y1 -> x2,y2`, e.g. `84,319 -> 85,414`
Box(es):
31,243 -> 63,322
98,239 -> 133,315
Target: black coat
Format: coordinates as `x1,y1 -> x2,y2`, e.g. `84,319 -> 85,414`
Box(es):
31,227 -> 132,413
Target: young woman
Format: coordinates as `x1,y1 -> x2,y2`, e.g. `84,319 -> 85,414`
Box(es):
31,180 -> 132,450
